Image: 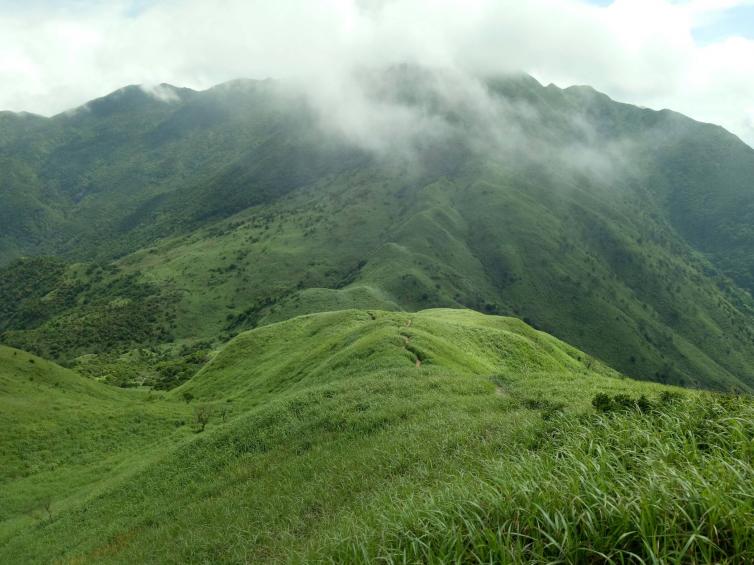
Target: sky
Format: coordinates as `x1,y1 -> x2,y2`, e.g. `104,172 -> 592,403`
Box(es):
1,0 -> 754,146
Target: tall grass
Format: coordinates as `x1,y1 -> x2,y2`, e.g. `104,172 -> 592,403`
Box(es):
314,394 -> 754,564
4,312 -> 752,563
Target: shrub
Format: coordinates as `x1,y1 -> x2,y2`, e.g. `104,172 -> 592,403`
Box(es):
193,405 -> 212,432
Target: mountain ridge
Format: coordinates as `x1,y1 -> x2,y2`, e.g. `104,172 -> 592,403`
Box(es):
3,308 -> 752,563
2,67 -> 754,391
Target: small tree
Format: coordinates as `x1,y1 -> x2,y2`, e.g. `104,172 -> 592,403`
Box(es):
194,405 -> 212,432
42,498 -> 53,521
182,391 -> 194,404
26,498 -> 53,522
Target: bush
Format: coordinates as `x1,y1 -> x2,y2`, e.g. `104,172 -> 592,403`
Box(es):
591,392 -> 613,412
592,392 -> 668,413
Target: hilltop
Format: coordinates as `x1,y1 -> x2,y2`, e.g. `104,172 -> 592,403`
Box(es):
2,309 -> 752,563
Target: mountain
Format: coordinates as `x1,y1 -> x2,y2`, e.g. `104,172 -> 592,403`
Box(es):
2,69 -> 754,562
2,68 -> 754,391
3,309 -> 752,562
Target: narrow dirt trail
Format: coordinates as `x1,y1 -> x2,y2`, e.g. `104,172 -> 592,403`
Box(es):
400,317 -> 420,367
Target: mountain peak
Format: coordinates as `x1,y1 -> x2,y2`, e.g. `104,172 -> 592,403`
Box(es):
57,83 -> 195,119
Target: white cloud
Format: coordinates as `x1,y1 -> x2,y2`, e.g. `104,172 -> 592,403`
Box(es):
139,83 -> 181,103
1,0 -> 754,145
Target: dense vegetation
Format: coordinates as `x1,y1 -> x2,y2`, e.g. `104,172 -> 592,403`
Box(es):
1,310 -> 751,563
0,257 -> 177,363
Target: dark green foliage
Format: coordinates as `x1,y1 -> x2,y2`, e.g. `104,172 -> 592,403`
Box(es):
0,257 -> 68,331
153,348 -> 211,390
0,258 -> 177,363
521,396 -> 566,419
592,392 -> 661,413
193,404 -> 212,432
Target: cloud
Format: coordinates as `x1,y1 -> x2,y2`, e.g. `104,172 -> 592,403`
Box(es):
140,83 -> 181,103
293,64 -> 641,193
1,0 -> 754,146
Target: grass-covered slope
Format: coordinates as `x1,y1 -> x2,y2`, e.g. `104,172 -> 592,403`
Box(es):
2,309 -> 752,563
0,345 -> 191,542
103,153 -> 754,391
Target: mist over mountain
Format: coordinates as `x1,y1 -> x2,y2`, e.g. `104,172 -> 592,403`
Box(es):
2,66 -> 754,393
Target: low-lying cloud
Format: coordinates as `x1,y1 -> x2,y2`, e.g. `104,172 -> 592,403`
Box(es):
292,64 -> 640,192
2,0 -> 754,146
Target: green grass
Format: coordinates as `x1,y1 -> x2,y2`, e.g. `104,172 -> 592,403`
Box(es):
0,345 -> 192,542
3,68 -> 754,563
3,308 -> 750,563
312,393 -> 754,564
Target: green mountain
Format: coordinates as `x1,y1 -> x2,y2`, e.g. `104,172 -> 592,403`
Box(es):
3,65 -> 754,563
3,309 -> 752,563
2,68 -> 754,390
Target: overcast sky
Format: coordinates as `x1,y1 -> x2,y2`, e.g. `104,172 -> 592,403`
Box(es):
2,0 -> 754,146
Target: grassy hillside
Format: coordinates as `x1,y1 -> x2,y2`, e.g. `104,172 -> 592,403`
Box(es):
2,309 -> 752,563
0,345 -> 191,542
2,70 -> 754,391
0,81 -> 361,264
